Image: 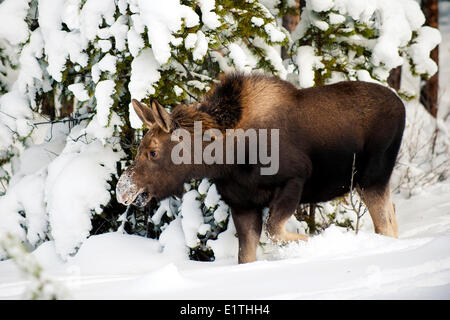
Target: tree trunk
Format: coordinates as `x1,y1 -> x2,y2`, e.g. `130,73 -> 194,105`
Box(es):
281,1 -> 302,60
308,203 -> 316,234
420,0 -> 439,118
388,66 -> 402,91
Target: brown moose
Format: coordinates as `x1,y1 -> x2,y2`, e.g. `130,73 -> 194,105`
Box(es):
116,73 -> 405,264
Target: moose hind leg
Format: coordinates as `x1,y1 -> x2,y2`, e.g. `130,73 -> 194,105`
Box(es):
358,184 -> 398,238
231,207 -> 263,264
266,178 -> 309,243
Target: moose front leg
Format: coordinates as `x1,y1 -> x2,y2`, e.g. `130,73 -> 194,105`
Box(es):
266,177 -> 309,243
231,207 -> 263,264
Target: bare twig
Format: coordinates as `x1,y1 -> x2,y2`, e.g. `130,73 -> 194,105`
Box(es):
349,153 -> 368,234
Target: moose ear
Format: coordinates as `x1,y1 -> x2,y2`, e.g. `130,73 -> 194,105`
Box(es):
132,99 -> 155,127
151,100 -> 172,133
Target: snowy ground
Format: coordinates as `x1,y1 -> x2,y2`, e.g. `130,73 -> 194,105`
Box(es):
1,2 -> 450,301
0,180 -> 449,300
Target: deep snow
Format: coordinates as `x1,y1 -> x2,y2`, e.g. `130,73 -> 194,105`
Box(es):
0,180 -> 449,300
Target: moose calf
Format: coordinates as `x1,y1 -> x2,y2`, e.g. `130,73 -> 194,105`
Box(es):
117,73 -> 405,264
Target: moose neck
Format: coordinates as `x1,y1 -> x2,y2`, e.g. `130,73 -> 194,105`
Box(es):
187,162 -> 230,181
169,106 -> 250,182
185,138 -> 233,181
170,131 -> 236,182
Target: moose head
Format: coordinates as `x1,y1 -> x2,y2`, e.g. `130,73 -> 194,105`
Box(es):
116,99 -> 185,207
116,98 -> 222,207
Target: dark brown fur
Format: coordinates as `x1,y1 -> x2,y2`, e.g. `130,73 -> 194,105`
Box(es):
117,73 -> 405,263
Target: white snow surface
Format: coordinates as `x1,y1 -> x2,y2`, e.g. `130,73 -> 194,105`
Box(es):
137,0 -> 199,64
95,79 -> 116,127
296,45 -> 325,88
0,181 -> 449,299
197,0 -> 221,30
128,48 -> 161,103
45,138 -> 123,258
68,83 -> 90,102
0,0 -> 31,45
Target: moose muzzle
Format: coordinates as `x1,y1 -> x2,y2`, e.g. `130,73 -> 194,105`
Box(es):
116,167 -> 146,206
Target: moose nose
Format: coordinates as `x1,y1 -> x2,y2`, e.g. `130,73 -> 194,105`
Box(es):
116,169 -> 142,205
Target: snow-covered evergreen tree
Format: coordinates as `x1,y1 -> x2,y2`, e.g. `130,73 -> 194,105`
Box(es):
288,0 -> 441,99
0,0 -> 293,260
